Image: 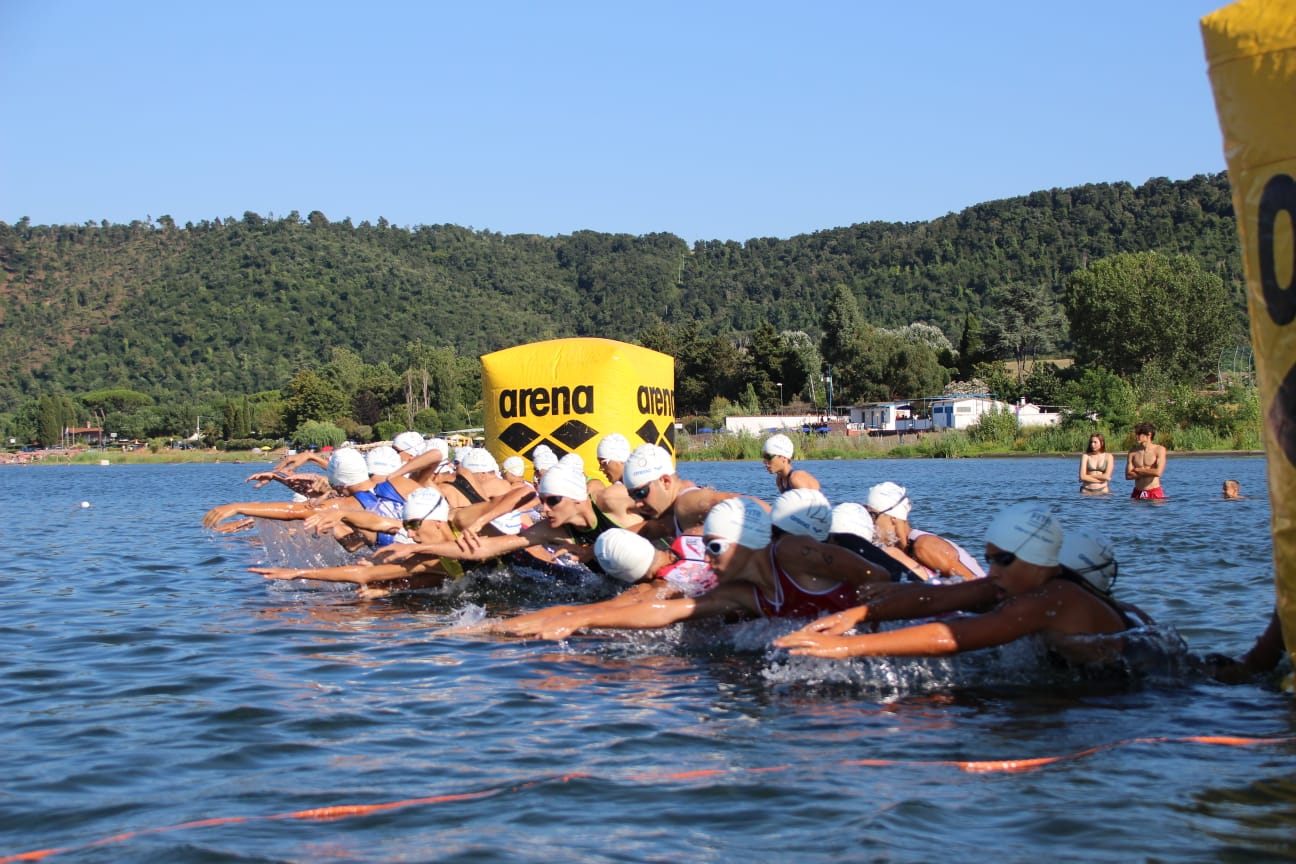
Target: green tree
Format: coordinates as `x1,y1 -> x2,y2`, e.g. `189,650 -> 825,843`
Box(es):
292,420 -> 347,449
1064,251 -> 1235,381
282,369 -> 346,432
981,281 -> 1067,381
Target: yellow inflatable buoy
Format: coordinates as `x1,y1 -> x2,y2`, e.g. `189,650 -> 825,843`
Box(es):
480,338 -> 676,479
1203,0 -> 1296,688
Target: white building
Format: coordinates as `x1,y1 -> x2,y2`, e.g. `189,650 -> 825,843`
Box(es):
722,414 -> 832,435
849,402 -> 932,433
930,395 -> 1012,430
1014,400 -> 1063,428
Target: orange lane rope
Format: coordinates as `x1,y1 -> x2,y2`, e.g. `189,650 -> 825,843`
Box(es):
2,735 -> 1291,863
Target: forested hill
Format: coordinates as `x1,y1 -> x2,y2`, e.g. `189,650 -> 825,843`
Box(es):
0,172 -> 1241,410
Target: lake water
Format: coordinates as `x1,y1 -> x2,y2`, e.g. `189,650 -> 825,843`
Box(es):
2,456 -> 1292,863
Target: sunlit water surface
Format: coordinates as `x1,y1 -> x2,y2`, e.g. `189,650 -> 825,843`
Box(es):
1,457 -> 1293,863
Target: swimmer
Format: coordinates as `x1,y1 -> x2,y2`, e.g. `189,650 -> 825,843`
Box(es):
775,503 -> 1135,659
621,443 -> 758,547
1222,479 -> 1244,500
488,529 -> 719,638
595,433 -> 632,486
1126,422 -> 1167,500
253,486 -> 464,597
762,433 -> 820,493
865,482 -> 985,581
492,492 -> 892,640
1078,433 -> 1114,495
370,463 -> 641,569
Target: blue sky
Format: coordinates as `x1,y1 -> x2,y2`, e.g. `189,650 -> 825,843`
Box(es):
1,1 -> 1233,243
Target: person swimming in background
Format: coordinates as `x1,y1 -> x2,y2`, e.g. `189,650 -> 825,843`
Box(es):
1222,479 -> 1244,500
775,503 -> 1137,660
762,433 -> 820,493
1078,432 -> 1114,495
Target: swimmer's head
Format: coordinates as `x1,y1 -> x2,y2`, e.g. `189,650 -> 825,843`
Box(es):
762,433 -> 794,460
866,482 -> 911,521
829,502 -> 875,543
596,433 -> 631,463
538,465 -> 589,502
594,528 -> 657,583
460,448 -> 498,475
558,452 -> 585,476
424,437 -> 450,459
531,446 -> 559,473
403,487 -> 449,523
365,445 -> 401,477
624,444 -> 674,492
327,448 -> 369,489
703,497 -> 771,552
770,488 -> 833,541
501,456 -> 526,478
1058,527 -> 1117,593
392,431 -> 427,457
983,502 -> 1063,567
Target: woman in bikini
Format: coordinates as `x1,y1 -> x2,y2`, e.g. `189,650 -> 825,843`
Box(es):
1078,433 -> 1114,495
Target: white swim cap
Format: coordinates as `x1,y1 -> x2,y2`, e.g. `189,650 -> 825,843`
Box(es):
538,465 -> 589,502
327,448 -> 368,488
392,431 -> 426,456
763,433 -> 794,459
624,444 -> 674,491
984,502 -> 1063,567
558,452 -> 585,475
424,437 -> 449,458
460,448 -> 497,474
501,456 -> 526,478
532,447 -> 559,473
454,446 -> 471,463
770,488 -> 833,540
703,497 -> 771,550
403,486 -> 449,522
867,482 -> 911,520
830,502 -> 875,542
365,445 -> 401,476
597,433 -> 632,463
1059,527 -> 1118,593
594,528 -> 656,583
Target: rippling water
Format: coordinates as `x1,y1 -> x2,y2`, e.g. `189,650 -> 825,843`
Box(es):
2,457 -> 1293,863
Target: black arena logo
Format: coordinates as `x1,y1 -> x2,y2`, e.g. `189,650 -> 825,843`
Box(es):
498,385 -> 594,418
636,386 -> 675,417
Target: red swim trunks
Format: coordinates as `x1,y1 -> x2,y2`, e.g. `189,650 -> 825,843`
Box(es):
1132,487 -> 1166,500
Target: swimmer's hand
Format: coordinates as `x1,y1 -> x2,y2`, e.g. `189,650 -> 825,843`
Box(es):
251,566 -> 309,580
202,503 -> 243,529
780,607 -> 869,640
369,544 -> 424,564
773,631 -> 856,657
304,510 -> 347,535
213,517 -> 256,534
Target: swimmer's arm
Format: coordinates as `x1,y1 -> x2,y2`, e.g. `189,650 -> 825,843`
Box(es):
781,579 -> 1002,642
774,537 -> 890,586
779,595 -> 1038,658
202,500 -> 316,528
452,485 -> 537,534
252,562 -> 417,585
389,448 -> 445,479
910,534 -> 981,580
305,508 -> 400,536
539,582 -> 755,636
